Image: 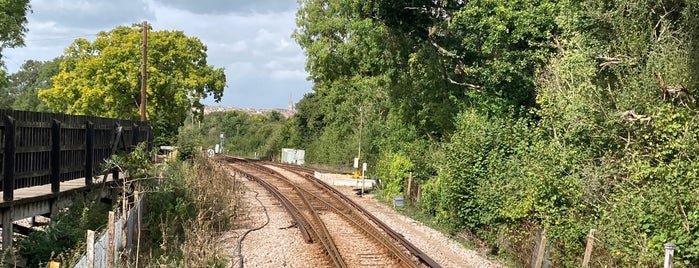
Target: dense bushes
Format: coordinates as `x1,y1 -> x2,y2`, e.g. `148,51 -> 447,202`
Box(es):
283,0 -> 699,266
16,196 -> 111,267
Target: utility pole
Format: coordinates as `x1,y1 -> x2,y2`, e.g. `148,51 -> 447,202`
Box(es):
140,21 -> 148,122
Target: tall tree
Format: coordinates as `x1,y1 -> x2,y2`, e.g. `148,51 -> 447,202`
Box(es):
0,0 -> 31,100
0,0 -> 30,58
4,58 -> 61,111
39,24 -> 226,144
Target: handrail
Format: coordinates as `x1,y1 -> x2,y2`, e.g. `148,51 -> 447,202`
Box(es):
0,109 -> 152,201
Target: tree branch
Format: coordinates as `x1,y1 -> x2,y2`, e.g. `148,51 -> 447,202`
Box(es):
446,77 -> 481,90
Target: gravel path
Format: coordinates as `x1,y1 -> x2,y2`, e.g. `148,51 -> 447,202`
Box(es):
224,170 -> 503,268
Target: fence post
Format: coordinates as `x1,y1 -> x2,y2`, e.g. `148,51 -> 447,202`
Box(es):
535,235 -> 548,268
531,228 -> 542,267
86,230 -> 95,268
134,190 -> 140,250
664,242 -> 675,268
3,116 -> 16,201
85,121 -> 94,186
51,119 -> 61,193
132,123 -> 139,150
107,211 -> 115,268
582,229 -> 595,267
407,172 -> 412,204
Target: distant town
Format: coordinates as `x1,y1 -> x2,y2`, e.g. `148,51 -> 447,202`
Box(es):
204,104 -> 297,118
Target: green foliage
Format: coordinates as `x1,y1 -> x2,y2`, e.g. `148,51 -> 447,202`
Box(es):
107,142 -> 154,180
16,196 -> 110,268
448,0 -> 558,111
143,160 -> 196,261
5,58 -> 61,111
177,122 -> 203,161
198,110 -> 289,160
285,0 -> 699,266
375,151 -> 413,201
141,154 -> 236,267
38,24 -> 226,143
0,0 -> 30,106
0,0 -> 30,53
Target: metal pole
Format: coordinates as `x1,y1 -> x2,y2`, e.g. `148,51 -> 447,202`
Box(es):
140,21 -> 148,122
664,243 -> 675,268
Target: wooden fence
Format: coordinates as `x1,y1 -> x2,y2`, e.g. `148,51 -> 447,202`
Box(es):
73,192 -> 144,268
0,109 -> 152,201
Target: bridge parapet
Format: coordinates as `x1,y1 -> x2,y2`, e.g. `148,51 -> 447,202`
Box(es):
0,109 -> 152,254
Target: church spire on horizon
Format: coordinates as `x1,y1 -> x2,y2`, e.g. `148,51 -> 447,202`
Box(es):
288,94 -> 295,112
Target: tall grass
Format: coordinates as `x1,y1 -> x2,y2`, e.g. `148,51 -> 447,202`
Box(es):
140,155 -> 240,267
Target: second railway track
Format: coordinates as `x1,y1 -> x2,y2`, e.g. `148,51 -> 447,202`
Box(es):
222,156 -> 441,268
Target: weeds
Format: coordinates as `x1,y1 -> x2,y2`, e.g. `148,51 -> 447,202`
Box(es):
139,155 -> 240,267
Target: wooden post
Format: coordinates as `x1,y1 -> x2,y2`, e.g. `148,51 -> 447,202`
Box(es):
531,228 -> 542,267
3,116 -> 16,201
131,123 -> 139,150
140,21 -> 148,122
85,121 -> 94,186
1,116 -> 15,257
107,211 -> 115,268
86,230 -> 95,268
1,207 -> 13,259
535,236 -> 548,268
407,172 -> 412,203
582,229 -> 595,267
134,190 -> 140,251
416,184 -> 421,204
51,119 -> 61,193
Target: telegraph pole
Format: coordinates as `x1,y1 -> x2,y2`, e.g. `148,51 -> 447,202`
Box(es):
140,21 -> 148,122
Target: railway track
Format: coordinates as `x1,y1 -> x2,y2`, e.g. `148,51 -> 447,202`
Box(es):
222,156 -> 441,268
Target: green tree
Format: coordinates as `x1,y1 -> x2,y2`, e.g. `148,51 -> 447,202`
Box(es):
39,24 -> 226,144
4,58 -> 61,111
0,0 -> 31,101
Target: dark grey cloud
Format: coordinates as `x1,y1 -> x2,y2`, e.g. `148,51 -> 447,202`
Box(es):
153,0 -> 296,15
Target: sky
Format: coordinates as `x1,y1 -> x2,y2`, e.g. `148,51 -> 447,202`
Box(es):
3,0 -> 313,109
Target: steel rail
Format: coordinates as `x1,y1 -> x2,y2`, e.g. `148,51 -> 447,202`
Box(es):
255,162 -> 420,268
269,162 -> 443,268
225,157 -> 347,268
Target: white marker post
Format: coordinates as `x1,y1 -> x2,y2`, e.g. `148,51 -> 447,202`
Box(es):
361,162 -> 367,195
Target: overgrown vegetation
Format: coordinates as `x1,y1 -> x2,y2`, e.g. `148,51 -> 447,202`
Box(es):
13,137 -> 240,268
14,193 -> 111,267
4,0 -> 699,266
138,124 -> 240,267
281,1 -> 699,266
194,110 -> 293,161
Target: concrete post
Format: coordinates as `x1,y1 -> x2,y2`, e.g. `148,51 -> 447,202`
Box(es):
664,242 -> 675,268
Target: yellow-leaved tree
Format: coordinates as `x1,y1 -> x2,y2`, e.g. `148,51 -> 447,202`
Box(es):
39,23 -> 226,144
